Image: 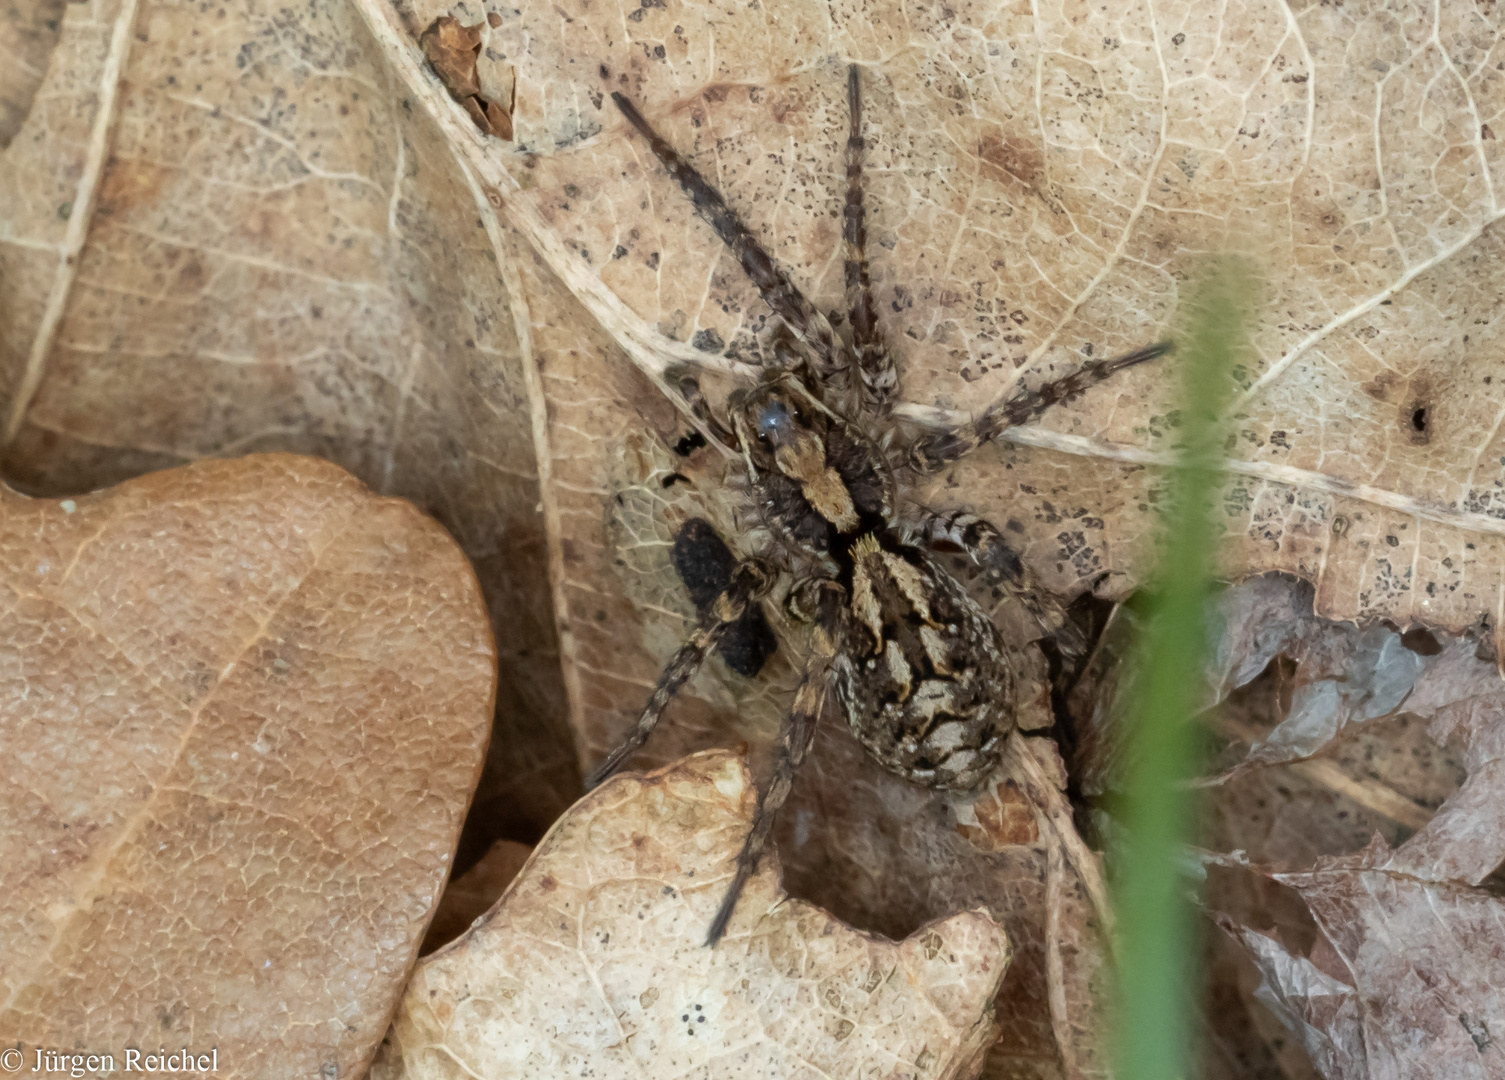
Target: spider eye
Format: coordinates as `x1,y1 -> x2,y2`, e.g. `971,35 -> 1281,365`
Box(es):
757,400 -> 794,443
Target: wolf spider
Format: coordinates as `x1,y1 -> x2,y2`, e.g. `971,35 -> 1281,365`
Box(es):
591,65 -> 1170,945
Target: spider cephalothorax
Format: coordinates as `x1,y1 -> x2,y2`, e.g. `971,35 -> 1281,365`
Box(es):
591,66 -> 1170,945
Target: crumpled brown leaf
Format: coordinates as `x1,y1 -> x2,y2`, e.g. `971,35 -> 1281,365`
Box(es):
0,453 -> 496,1077
1215,842 -> 1505,1080
1097,573 -> 1505,1079
1196,576 -> 1505,886
373,750 -> 1011,1080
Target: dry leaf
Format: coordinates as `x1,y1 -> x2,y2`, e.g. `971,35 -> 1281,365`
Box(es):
0,0 -> 578,860
419,15 -> 514,140
1098,573 -> 1505,1079
373,750 -> 1011,1080
1215,844 -> 1505,1080
1197,575 -> 1505,886
364,0 -> 1505,640
420,838 -> 532,954
0,453 -> 495,1077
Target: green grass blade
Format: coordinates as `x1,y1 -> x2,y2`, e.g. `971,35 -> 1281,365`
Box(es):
1110,264 -> 1247,1080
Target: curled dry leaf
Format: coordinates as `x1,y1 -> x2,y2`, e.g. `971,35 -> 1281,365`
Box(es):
0,453 -> 496,1078
1187,574 -> 1505,885
373,750 -> 1011,1080
1079,573 -> 1505,1078
1213,844 -> 1505,1080
419,15 -> 514,140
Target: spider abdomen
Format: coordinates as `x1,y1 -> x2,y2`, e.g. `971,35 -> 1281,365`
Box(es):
834,532 -> 1015,790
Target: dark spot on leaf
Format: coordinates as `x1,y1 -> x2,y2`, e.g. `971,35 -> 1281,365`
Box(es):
692,328 -> 725,353
673,430 -> 707,456
1400,627 -> 1442,656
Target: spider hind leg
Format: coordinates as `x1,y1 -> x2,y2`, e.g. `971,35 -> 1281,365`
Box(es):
704,656 -> 830,945
705,585 -> 843,945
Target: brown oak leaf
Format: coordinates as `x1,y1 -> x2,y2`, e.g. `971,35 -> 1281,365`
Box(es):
0,453 -> 495,1078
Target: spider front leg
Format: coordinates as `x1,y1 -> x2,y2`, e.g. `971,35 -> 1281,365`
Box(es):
586,557 -> 775,789
843,64 -> 897,409
908,341 -> 1173,472
704,579 -> 846,946
921,510 -> 1087,661
612,90 -> 845,380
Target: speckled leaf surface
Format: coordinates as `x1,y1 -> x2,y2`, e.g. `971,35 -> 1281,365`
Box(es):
359,0 -> 1505,637
372,751 -> 1011,1080
340,0 -> 1505,1075
0,454 -> 495,1078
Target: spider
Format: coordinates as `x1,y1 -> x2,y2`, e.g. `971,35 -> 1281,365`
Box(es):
589,64 -> 1170,946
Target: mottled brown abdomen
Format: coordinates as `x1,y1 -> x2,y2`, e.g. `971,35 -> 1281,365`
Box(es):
833,535 -> 1016,790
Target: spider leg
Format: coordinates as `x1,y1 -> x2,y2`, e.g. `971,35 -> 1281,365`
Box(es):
703,658 -> 829,945
908,341 -> 1172,472
705,583 -> 845,946
843,64 -> 896,409
921,510 -> 1087,661
612,90 -> 846,379
586,558 -> 775,789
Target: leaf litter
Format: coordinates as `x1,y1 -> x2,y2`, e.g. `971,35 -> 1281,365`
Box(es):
7,0 -> 1505,1074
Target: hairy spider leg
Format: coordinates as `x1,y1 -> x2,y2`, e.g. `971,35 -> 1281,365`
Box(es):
705,585 -> 846,946
612,91 -> 846,380
919,510 -> 1087,660
586,560 -> 775,789
908,341 -> 1174,472
843,64 -> 896,409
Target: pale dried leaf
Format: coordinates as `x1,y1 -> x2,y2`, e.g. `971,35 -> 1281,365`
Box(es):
373,750 -> 1011,1080
0,453 -> 495,1077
